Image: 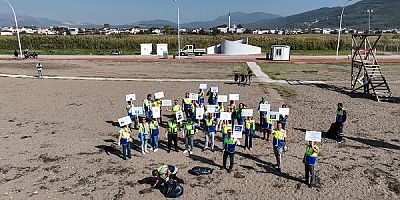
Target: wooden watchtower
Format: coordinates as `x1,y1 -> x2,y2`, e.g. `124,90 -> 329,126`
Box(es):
351,34 -> 392,102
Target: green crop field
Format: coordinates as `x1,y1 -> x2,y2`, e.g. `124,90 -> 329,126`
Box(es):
0,34 -> 399,55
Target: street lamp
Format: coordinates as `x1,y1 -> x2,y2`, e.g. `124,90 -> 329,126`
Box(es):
367,9 -> 374,33
336,0 -> 352,58
3,0 -> 22,58
173,0 -> 181,59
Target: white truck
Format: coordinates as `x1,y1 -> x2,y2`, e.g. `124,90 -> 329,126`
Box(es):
179,44 -> 206,56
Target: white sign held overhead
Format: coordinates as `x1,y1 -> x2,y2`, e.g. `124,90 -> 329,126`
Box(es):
199,84 -> 208,90
279,108 -> 290,116
154,92 -> 164,99
118,116 -> 132,127
220,112 -> 232,120
268,111 -> 279,121
196,107 -> 204,120
217,95 -> 228,103
305,131 -> 322,142
242,109 -> 254,117
152,107 -> 161,119
132,107 -> 144,116
126,94 -> 136,102
229,94 -> 240,101
206,105 -> 217,113
233,125 -> 243,139
211,86 -> 219,93
176,110 -> 185,122
259,104 -> 271,112
162,100 -> 172,107
189,93 -> 199,101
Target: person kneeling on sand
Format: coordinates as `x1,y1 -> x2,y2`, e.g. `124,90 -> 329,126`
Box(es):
303,141 -> 320,188
152,165 -> 178,188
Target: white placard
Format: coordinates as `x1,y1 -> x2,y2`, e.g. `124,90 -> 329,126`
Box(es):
176,110 -> 185,122
154,92 -> 164,99
229,94 -> 240,101
259,104 -> 271,112
189,93 -> 199,101
152,107 -> 161,119
199,84 -> 208,90
217,95 -> 228,103
211,86 -> 219,93
279,108 -> 290,116
268,111 -> 279,121
242,109 -> 254,117
220,112 -> 232,120
126,94 -> 136,102
233,125 -> 243,139
196,107 -> 204,120
305,131 -> 322,142
132,107 -> 144,115
118,116 -> 132,127
162,100 -> 172,107
206,105 -> 217,113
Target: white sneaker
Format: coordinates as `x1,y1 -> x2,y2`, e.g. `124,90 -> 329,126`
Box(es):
154,149 -> 159,152
189,151 -> 193,155
183,150 -> 188,154
142,151 -> 145,155
145,150 -> 149,153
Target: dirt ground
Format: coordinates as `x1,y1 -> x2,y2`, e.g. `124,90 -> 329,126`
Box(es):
0,61 -> 399,200
0,60 -> 247,80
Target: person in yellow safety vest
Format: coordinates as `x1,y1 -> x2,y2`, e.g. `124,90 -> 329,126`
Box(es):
227,100 -> 237,126
182,93 -> 192,119
272,122 -> 287,172
139,118 -> 150,155
149,119 -> 160,152
165,119 -> 179,153
303,141 -> 320,188
236,103 -> 246,125
143,94 -> 153,122
244,116 -> 256,150
216,102 -> 225,131
278,104 -> 289,130
204,114 -> 216,152
183,118 -> 197,155
221,120 -> 231,149
222,130 -> 240,173
152,165 -> 178,188
172,99 -> 183,129
126,100 -> 139,129
152,97 -> 163,124
117,124 -> 132,160
206,89 -> 217,105
198,89 -> 205,106
335,103 -> 347,143
262,113 -> 273,141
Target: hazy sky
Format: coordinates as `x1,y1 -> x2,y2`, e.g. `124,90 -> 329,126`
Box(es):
0,0 -> 360,24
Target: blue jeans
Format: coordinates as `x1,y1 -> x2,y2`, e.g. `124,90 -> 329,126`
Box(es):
141,134 -> 149,152
151,135 -> 159,150
122,143 -> 131,160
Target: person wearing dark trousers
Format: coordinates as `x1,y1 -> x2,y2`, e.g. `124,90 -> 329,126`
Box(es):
272,122 -> 287,172
335,103 -> 347,143
244,116 -> 255,150
303,141 -> 320,188
166,119 -> 179,153
117,124 -> 132,160
222,130 -> 240,173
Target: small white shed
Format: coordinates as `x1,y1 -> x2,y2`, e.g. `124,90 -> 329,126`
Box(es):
270,45 -> 291,61
156,44 -> 168,56
140,43 -> 152,55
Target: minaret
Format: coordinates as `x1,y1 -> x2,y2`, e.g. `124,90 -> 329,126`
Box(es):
228,12 -> 231,33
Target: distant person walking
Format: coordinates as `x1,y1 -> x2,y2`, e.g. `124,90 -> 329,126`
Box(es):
303,141 -> 320,188
36,63 -> 43,78
222,130 -> 240,173
273,122 -> 287,172
13,50 -> 18,59
335,103 -> 347,143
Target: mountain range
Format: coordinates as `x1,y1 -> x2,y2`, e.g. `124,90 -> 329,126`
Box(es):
0,0 -> 399,29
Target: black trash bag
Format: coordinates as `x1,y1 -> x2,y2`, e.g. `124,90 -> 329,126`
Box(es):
234,74 -> 239,82
189,166 -> 213,175
326,122 -> 338,139
163,180 -> 183,198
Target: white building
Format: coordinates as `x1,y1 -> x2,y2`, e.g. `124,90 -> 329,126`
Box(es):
269,45 -> 291,61
140,43 -> 153,55
69,28 -> 79,35
207,38 -> 262,55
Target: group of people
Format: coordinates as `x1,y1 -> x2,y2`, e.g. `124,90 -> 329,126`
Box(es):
116,88 -> 347,188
